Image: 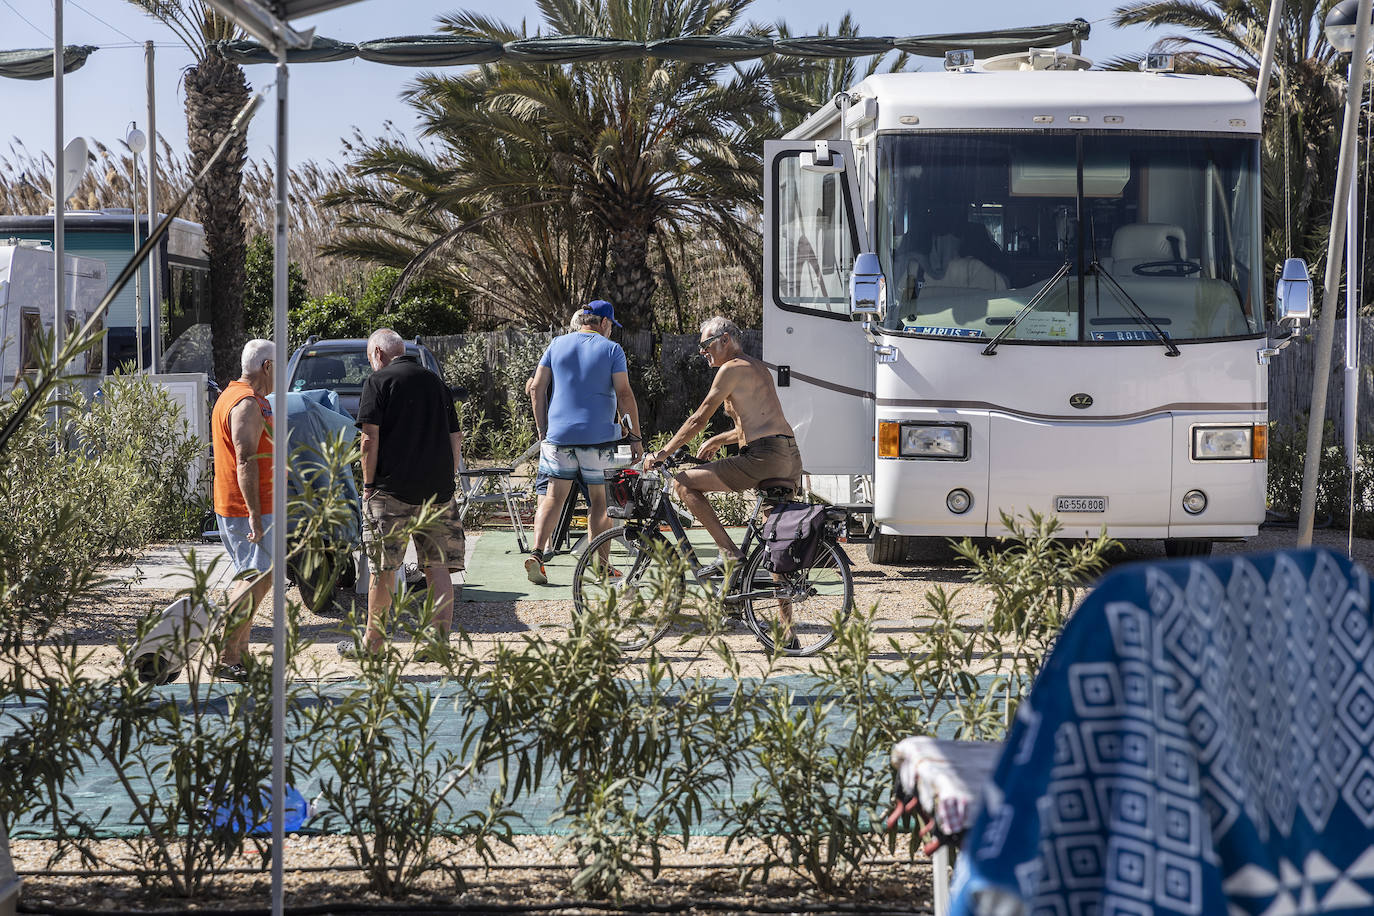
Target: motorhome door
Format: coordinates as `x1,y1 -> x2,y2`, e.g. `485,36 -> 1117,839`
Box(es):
762,140 -> 874,475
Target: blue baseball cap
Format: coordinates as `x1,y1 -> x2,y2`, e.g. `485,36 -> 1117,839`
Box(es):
583,299 -> 622,328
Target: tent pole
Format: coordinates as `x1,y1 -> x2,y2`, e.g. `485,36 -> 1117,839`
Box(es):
146,41 -> 160,373
1299,0 -> 1374,545
53,3 -> 64,373
1255,0 -> 1284,105
270,57 -> 289,916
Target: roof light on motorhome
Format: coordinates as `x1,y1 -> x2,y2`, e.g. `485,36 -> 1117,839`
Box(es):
1141,53 -> 1174,72
944,49 -> 975,71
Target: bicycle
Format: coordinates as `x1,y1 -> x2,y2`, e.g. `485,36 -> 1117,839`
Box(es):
570,448 -> 854,656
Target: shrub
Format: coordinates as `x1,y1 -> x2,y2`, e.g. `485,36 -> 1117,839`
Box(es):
726,605 -> 926,893
0,372 -> 203,611
1268,420 -> 1374,534
472,556 -> 743,899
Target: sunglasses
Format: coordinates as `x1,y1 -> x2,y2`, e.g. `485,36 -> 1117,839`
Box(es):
698,332 -> 727,354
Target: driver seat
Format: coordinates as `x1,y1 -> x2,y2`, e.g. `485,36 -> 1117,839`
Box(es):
1109,222 -> 1188,276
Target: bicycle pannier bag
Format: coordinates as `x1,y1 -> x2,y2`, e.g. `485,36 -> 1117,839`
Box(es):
761,502 -> 827,573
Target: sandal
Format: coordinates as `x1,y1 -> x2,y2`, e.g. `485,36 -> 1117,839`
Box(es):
214,662 -> 249,682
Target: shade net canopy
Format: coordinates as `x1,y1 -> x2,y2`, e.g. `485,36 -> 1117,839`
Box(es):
213,19 -> 1090,65
0,46 -> 97,80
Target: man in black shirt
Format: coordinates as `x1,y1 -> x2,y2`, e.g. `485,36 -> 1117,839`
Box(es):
342,328 -> 464,661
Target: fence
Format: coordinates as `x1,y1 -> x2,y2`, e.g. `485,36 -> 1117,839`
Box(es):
1268,318 -> 1374,442
425,327 -> 762,437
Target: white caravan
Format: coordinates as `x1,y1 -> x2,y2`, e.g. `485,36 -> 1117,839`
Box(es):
763,52 -> 1303,561
0,240 -> 107,394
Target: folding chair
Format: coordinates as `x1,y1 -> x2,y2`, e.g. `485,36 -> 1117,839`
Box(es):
457,458 -> 530,555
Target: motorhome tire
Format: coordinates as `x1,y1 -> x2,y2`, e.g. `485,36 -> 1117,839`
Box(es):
866,533 -> 908,564
1164,538 -> 1213,558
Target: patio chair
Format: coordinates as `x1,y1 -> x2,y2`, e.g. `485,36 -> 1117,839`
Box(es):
945,548 -> 1374,915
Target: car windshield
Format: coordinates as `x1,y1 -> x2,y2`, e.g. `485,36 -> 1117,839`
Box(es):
874,131 -> 1263,343
291,349 -> 373,394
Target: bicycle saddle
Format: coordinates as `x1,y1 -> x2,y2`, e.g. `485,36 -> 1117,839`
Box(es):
758,478 -> 798,501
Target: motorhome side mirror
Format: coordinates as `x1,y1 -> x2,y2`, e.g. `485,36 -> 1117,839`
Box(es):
849,252 -> 886,320
1274,257 -> 1312,323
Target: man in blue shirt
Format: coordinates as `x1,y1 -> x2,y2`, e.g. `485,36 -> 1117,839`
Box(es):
526,300 -> 641,583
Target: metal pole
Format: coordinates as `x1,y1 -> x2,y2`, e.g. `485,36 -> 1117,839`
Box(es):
270,59 -> 288,916
1347,69 -> 1360,474
1299,0 -> 1374,545
132,146 -> 143,372
146,41 -> 160,373
1255,0 -> 1285,105
53,3 -> 64,370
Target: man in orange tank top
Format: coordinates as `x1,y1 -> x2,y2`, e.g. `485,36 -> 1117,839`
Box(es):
210,338 -> 276,679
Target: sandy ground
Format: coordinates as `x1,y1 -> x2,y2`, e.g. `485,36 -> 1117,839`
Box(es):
10,522 -> 1373,912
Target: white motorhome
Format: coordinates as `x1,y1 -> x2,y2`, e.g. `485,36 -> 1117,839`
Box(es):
0,240 -> 107,393
764,51 -> 1292,561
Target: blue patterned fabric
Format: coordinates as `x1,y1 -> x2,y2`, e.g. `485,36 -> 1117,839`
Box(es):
952,549 -> 1374,916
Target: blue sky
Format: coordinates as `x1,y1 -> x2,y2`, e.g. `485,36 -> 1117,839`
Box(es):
0,1 -> 1160,168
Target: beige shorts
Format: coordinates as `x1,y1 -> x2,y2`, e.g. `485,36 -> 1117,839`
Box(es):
363,490 -> 466,574
703,435 -> 802,492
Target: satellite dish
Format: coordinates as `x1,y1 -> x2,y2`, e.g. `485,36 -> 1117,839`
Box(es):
58,137 -> 89,203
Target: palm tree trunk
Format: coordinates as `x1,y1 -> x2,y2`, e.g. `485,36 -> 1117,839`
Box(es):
185,54 -> 250,385
607,221 -> 657,333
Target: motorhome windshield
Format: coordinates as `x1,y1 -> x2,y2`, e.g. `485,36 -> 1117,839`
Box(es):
875,132 -> 1263,343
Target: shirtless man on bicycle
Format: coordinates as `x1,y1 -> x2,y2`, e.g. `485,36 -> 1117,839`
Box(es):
644,316 -> 802,572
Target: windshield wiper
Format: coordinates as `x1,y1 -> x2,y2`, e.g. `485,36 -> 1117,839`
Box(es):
1089,262 -> 1181,357
982,261 -> 1073,356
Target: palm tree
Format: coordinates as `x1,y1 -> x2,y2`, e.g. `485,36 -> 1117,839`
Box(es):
128,2 -> 251,384
1110,0 -> 1348,296
401,0 -> 783,332
322,125 -> 607,329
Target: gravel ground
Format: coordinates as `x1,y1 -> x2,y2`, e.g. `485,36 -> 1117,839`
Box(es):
10,523 -> 1372,912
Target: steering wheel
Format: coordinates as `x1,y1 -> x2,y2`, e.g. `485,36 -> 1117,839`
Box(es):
1132,259 -> 1201,278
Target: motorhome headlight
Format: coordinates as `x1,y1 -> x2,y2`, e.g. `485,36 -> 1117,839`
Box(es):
900,423 -> 968,459
1192,426 -> 1253,460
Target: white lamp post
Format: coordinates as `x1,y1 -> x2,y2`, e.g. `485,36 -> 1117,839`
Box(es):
126,124 -> 147,371
1325,0 -> 1372,479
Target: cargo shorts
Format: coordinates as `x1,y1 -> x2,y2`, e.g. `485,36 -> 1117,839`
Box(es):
705,435 -> 802,492
363,490 -> 466,575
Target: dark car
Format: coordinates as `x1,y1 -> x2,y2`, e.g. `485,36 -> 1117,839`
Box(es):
285,335 -> 443,418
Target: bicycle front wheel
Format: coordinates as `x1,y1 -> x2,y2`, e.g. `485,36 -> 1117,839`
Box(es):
571,525 -> 683,653
741,538 -> 853,656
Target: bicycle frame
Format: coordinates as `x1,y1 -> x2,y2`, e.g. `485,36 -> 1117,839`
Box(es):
625,465 -> 788,604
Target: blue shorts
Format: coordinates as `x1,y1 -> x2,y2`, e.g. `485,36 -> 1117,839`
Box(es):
217,513 -> 274,577
538,440 -> 619,485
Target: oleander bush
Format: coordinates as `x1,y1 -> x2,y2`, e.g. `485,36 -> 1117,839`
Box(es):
1267,420 -> 1374,535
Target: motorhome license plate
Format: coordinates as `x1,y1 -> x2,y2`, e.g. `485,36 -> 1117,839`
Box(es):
1055,496 -> 1106,513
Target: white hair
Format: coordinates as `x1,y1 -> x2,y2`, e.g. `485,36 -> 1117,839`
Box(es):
574,310 -> 603,329
699,316 -> 741,344
368,327 -> 405,357
241,338 -> 274,375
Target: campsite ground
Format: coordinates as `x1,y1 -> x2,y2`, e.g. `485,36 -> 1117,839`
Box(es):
9,523 -> 1372,914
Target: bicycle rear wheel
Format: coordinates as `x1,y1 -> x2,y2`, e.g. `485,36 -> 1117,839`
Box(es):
571,525 -> 682,653
741,538 -> 853,656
